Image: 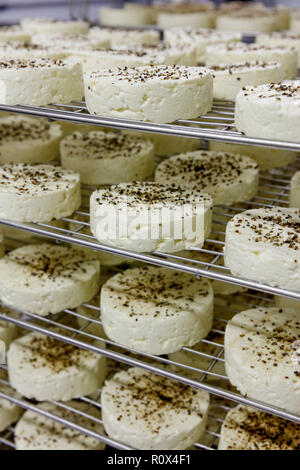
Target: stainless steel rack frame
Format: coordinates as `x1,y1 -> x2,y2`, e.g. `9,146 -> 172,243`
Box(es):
0,97 -> 299,450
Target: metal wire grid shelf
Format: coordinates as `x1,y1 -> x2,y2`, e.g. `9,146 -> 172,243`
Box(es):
0,159 -> 298,300
0,99 -> 299,152
0,362 -> 231,451
0,289 -> 290,451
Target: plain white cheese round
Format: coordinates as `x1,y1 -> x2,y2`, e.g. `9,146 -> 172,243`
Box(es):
164,28 -> 241,63
84,65 -> 213,123
90,181 -> 213,253
101,367 -> 210,450
219,404 -> 300,450
205,43 -> 298,80
60,131 -> 155,185
256,32 -> 300,67
101,266 -> 213,355
157,11 -> 215,29
225,307 -> 300,414
21,18 -> 89,35
0,163 -> 81,222
8,331 -> 106,401
15,401 -> 106,450
235,82 -> 300,143
208,61 -> 283,101
216,11 -> 278,33
0,58 -> 83,106
290,171 -> 300,208
224,207 -> 300,291
209,140 -> 296,171
99,7 -> 152,26
0,116 -> 62,164
0,243 -> 100,315
155,150 -> 259,206
88,26 -> 160,47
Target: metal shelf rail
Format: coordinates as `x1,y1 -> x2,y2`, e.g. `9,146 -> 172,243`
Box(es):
0,160 -> 298,300
0,99 -> 299,152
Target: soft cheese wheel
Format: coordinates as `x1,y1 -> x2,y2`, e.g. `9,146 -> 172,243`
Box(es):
209,140 -> 296,171
155,150 -> 259,206
225,307 -> 300,414
257,32 -> 300,66
0,371 -> 23,432
219,405 -> 300,450
31,32 -> 109,49
208,61 -> 283,101
90,181 -> 213,253
15,401 -> 105,450
101,266 -> 213,355
224,207 -> 300,291
85,65 -> 213,123
68,47 -> 167,73
0,42 -> 67,60
235,82 -> 300,143
205,43 -> 298,79
0,243 -> 100,315
0,307 -> 19,350
21,18 -> 89,35
124,2 -> 157,24
216,10 -> 278,33
0,164 -> 80,222
99,7 -> 152,26
0,116 -> 62,164
8,331 -> 106,401
101,367 -> 210,450
60,131 -> 155,185
0,25 -> 31,43
157,11 -> 216,29
88,27 -> 160,47
115,42 -> 197,66
164,28 -> 241,64
290,171 -> 300,208
124,129 -> 201,156
0,58 -> 83,106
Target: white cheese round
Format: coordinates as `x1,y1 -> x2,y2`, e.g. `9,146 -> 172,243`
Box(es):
101,367 -> 210,450
8,331 -> 106,401
84,65 -> 213,123
90,181 -> 213,253
88,26 -> 160,47
155,150 -> 259,205
0,163 -> 81,222
235,82 -> 300,143
0,25 -> 31,43
99,7 -> 153,26
60,131 -> 155,185
256,32 -> 300,67
225,307 -> 300,414
290,171 -> 300,208
0,243 -> 100,315
21,18 -> 89,35
101,266 -> 213,355
216,11 -> 278,33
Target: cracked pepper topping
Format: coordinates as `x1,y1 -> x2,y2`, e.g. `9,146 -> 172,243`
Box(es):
63,131 -> 152,159
208,61 -> 279,73
232,308 -> 300,377
0,164 -> 78,195
105,368 -> 205,433
89,65 -> 209,82
156,151 -> 258,190
0,58 -> 66,69
104,266 -> 210,318
95,181 -> 212,208
223,405 -> 300,450
0,118 -> 53,142
230,208 -> 300,250
5,244 -> 96,286
168,27 -> 239,39
214,42 -> 295,53
241,82 -> 300,101
18,334 -> 94,373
